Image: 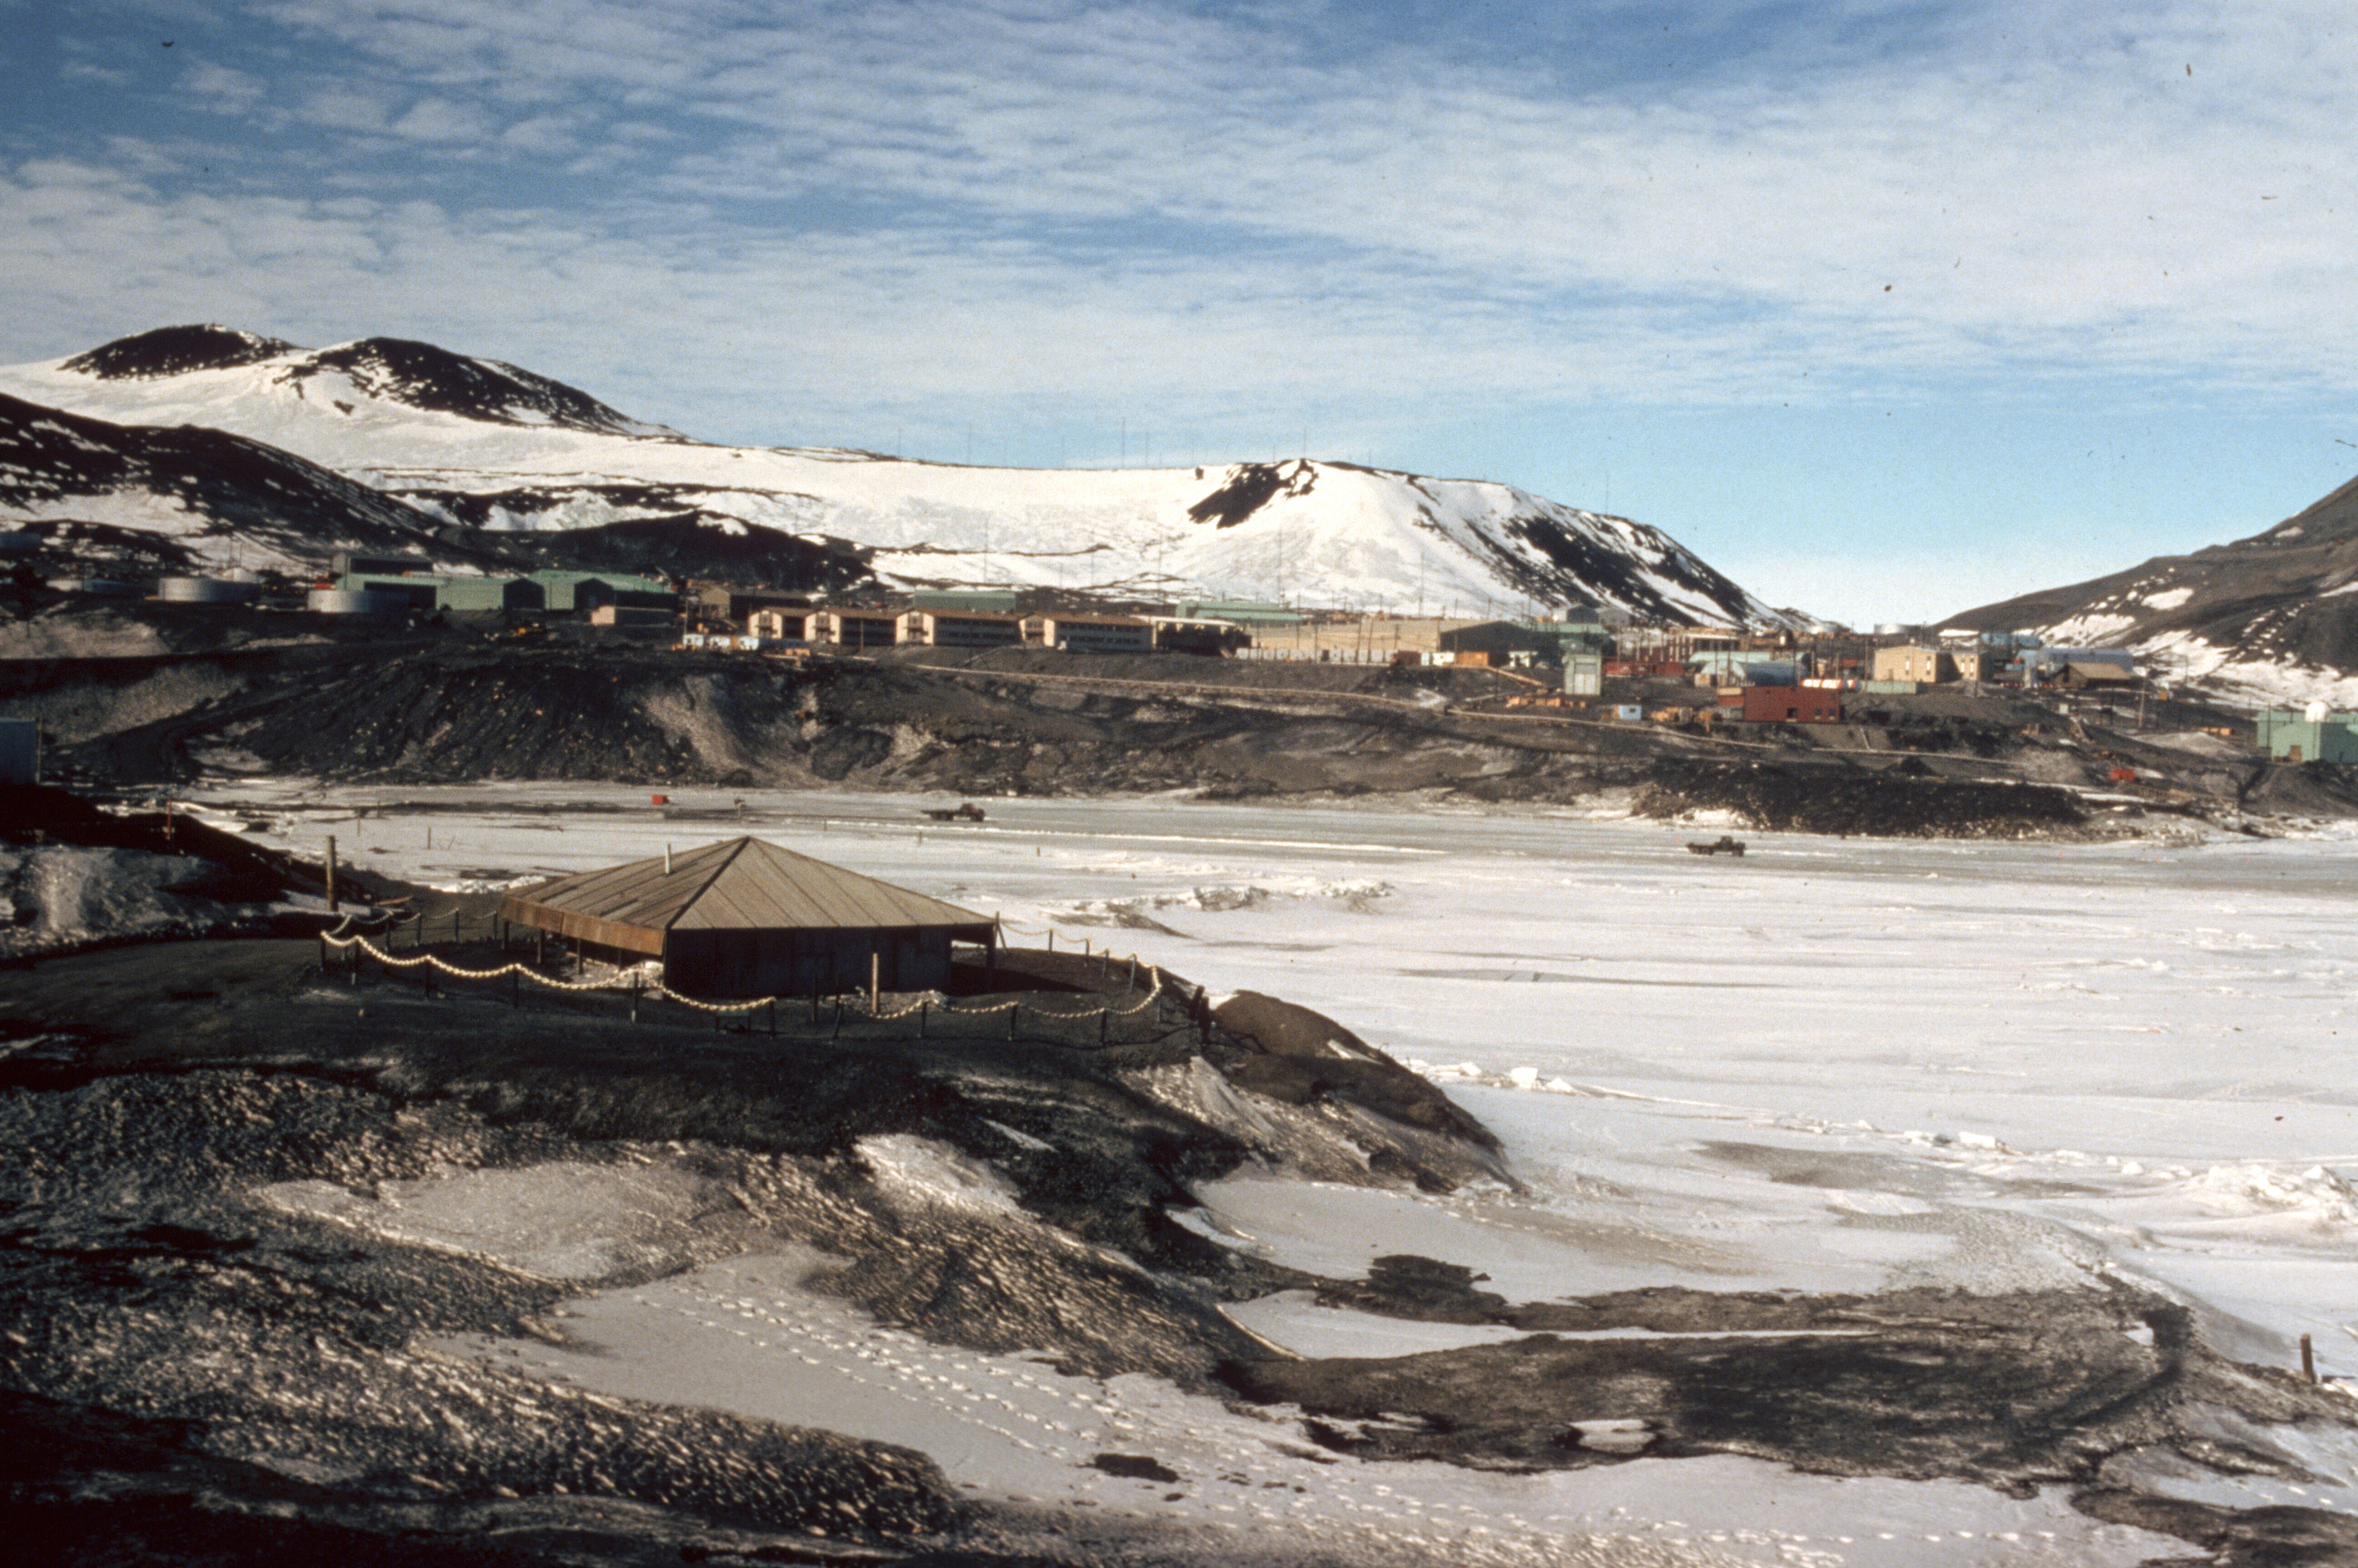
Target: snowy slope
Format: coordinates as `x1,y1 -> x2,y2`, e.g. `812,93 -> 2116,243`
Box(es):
1944,472 -> 2358,708
1,327 -> 1797,626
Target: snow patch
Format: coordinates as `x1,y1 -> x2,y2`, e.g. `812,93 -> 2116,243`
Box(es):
256,1161 -> 745,1281
856,1133 -> 1029,1219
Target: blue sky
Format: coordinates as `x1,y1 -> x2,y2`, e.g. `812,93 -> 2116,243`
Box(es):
5,0 -> 2357,625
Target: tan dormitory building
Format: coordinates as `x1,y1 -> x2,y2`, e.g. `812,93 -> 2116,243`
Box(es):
1873,646 -> 1955,684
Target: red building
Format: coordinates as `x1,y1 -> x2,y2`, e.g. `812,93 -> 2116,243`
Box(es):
1728,685 -> 1843,723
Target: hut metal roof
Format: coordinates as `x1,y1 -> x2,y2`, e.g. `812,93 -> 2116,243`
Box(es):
499,837 -> 995,953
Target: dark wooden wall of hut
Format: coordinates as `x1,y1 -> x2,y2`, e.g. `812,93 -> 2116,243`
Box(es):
664,926 -> 954,998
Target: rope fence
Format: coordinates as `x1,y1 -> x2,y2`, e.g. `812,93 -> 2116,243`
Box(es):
314,914 -> 1172,1034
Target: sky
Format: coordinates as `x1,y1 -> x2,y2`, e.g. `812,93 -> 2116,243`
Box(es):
5,0 -> 2358,626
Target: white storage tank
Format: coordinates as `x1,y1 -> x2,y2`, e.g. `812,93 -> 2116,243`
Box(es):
160,576 -> 261,604
306,587 -> 405,615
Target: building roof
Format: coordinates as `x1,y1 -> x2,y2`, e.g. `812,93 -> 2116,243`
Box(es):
499,837 -> 996,954
527,569 -> 674,594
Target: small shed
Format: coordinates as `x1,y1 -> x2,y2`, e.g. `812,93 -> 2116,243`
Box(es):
498,837 -> 997,998
2056,661 -> 2139,691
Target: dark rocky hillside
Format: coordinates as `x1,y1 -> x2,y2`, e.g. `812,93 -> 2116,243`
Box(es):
0,393 -> 485,575
400,484 -> 870,592
287,336 -> 676,437
1943,468 -> 2358,685
8,613 -> 2339,833
0,391 -> 878,592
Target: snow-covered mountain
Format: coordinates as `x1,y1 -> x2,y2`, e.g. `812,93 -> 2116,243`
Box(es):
1,326 -> 1797,626
1943,473 -> 2358,708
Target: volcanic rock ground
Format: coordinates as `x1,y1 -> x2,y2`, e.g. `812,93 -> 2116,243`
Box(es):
7,600 -> 2352,839
1,793 -> 2356,1564
2,933 -> 2354,1563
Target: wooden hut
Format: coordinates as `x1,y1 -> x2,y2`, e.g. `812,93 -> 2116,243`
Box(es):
497,836 -> 997,999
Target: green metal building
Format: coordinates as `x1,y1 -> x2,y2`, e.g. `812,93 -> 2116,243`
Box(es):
527,570 -> 675,614
2254,710 -> 2358,763
912,588 -> 1020,614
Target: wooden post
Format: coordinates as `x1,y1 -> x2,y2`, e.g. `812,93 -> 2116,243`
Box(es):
919,1000 -> 928,1038
1008,1003 -> 1018,1039
536,929 -> 545,966
325,836 -> 338,913
1047,930 -> 1054,953
2302,1334 -> 2317,1382
1098,1007 -> 1107,1044
869,950 -> 880,1012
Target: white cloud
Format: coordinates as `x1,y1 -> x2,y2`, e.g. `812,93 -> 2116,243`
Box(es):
179,58 -> 264,113
151,0 -> 2353,402
388,95 -> 494,142
11,0 -> 2358,436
